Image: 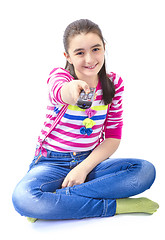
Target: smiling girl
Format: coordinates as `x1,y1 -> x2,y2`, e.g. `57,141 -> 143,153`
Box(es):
12,19 -> 159,222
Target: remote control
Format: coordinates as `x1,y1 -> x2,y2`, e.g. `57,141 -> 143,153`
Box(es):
77,88 -> 96,109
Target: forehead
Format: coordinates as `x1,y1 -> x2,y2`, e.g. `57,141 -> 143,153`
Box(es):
68,32 -> 103,51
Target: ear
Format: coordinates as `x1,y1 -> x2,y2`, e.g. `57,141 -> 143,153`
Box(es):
64,52 -> 73,64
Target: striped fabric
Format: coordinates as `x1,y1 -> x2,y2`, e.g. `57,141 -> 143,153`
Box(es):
37,67 -> 124,152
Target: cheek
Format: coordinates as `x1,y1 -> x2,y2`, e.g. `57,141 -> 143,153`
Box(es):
97,52 -> 105,62
97,55 -> 105,68
73,58 -> 84,68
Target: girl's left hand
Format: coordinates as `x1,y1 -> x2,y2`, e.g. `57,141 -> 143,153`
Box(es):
61,165 -> 88,188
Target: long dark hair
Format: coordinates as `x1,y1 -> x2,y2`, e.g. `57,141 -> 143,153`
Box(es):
63,19 -> 115,105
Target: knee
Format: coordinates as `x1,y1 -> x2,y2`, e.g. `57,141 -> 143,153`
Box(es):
12,181 -> 26,216
12,181 -> 37,217
141,160 -> 156,189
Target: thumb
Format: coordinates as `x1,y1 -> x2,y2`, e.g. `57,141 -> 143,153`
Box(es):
84,84 -> 90,94
61,177 -> 68,188
78,80 -> 90,93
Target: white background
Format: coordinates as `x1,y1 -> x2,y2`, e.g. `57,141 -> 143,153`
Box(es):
0,0 -> 164,239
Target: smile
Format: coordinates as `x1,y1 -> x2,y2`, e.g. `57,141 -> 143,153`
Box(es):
84,63 -> 98,69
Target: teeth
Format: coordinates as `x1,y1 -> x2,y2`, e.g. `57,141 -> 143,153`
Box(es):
86,64 -> 96,69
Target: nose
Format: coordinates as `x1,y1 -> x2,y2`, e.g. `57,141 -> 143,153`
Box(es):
85,53 -> 93,64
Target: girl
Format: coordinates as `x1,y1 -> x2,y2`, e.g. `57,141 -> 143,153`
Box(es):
12,19 -> 159,222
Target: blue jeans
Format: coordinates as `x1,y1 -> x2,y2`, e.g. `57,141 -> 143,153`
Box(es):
12,150 -> 156,220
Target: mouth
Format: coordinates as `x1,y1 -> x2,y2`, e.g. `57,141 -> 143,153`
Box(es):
84,63 -> 98,70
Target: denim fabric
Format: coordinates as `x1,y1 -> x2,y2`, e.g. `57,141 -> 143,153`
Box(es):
12,150 -> 156,220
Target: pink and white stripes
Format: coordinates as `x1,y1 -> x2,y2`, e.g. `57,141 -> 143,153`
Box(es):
37,68 -> 124,152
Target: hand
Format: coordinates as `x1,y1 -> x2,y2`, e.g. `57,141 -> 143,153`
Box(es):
61,164 -> 88,188
61,80 -> 90,105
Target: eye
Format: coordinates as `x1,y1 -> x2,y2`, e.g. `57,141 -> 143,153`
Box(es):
76,52 -> 84,56
93,48 -> 100,52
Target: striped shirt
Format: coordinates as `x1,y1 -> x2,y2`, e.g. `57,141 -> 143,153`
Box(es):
37,67 -> 124,152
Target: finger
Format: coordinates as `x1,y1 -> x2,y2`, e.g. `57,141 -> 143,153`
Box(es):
73,91 -> 80,104
67,181 -> 75,187
61,178 -> 68,188
78,81 -> 90,93
63,180 -> 75,188
84,85 -> 90,94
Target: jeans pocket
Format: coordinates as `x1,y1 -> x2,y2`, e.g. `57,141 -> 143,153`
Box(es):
28,153 -> 43,171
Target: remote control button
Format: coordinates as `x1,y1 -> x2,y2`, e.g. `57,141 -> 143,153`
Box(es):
88,93 -> 93,99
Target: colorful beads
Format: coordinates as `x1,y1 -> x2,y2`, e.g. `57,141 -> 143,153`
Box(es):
80,108 -> 97,136
80,127 -> 93,136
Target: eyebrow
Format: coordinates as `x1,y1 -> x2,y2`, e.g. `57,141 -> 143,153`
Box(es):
73,44 -> 102,53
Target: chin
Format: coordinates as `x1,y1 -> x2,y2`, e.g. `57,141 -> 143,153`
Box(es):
81,72 -> 98,79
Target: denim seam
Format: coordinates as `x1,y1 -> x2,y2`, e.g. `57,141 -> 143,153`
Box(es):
91,161 -> 133,174
72,163 -> 134,191
40,178 -> 64,191
48,152 -> 91,158
66,187 -> 71,195
102,199 -> 108,217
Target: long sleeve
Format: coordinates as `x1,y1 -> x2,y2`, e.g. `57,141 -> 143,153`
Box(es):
47,68 -> 74,105
105,73 -> 124,139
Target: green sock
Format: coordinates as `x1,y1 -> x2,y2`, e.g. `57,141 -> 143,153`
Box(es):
27,217 -> 38,223
115,197 -> 159,215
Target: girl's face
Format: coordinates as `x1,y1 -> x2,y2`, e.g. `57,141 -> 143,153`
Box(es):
65,32 -> 105,82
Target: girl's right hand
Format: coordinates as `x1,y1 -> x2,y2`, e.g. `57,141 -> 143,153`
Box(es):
61,80 -> 90,105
